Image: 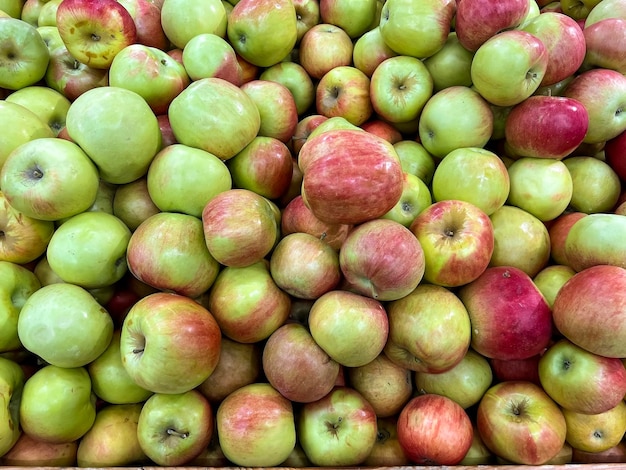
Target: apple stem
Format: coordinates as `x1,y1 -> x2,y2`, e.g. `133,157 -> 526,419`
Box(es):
166,428 -> 189,439
91,33 -> 101,42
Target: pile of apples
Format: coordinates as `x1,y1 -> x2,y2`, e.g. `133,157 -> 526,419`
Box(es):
2,0 -> 626,466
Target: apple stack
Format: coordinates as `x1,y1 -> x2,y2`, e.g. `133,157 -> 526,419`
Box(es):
1,0 -> 626,466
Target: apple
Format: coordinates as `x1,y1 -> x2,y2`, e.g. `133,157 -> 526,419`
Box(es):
418,85 -> 493,159
0,0 -> 27,18
168,77 -> 260,161
533,264 -> 576,308
304,114 -> 362,140
378,0 -> 457,59
269,232 -> 341,300
584,0 -> 626,26
363,416 -> 410,466
548,211 -> 587,266
564,213 -> 626,271
0,432 -> 78,467
488,205 -> 551,277
217,382 -> 296,467
414,348 -> 493,410
298,386 -> 378,466
352,26 -> 398,77
360,119 -> 403,144
0,137 -> 100,221
0,191 -> 54,264
65,86 -> 162,184
147,144 -> 232,218
381,172 -> 432,227
160,0 -> 226,49
347,353 -> 413,418
226,0 -> 297,67
320,0 -> 377,38
19,365 -> 97,444
292,0 -> 320,43
563,68 -> 626,144
112,177 -> 160,231
258,61 -> 316,116
560,0 -> 602,20
539,338 -> 626,415
181,32 -> 240,84
423,31 -> 474,91
202,188 -> 279,268
77,403 -> 147,467
197,336 -> 262,403
5,85 -> 71,136
455,0 -> 530,51
572,442 -> 626,463
315,65 -> 373,127
109,43 -> 190,115
0,356 -> 23,457
207,261 -> 291,344
477,381 -> 567,464
298,23 -> 353,80
552,264 -> 626,358
55,0 -> 136,69
431,147 -> 509,216
605,129 -> 626,182
0,17 -> 49,90
459,425 -> 494,465
563,401 -> 626,453
410,199 -> 494,287
299,128 -> 404,225
393,139 -> 436,184
262,322 -> 340,403
17,282 -> 113,368
384,283 -> 471,373
506,157 -> 573,222
36,25 -> 65,52
564,156 -> 622,214
520,12 -> 586,86
471,29 -> 548,107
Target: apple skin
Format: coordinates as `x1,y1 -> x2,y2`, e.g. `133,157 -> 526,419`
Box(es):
299,23 -> 353,80
0,356 -> 24,457
564,213 -> 626,271
259,61 -> 316,116
504,95 -> 589,160
490,355 -> 542,385
320,0 -> 377,39
339,218 -> 425,301
605,129 -> 626,182
112,177 -> 160,232
572,441 -> 626,464
316,65 -> 373,126
217,382 -> 296,467
548,211 -> 587,266
363,416 -> 411,466
563,401 -> 626,454
564,156 -> 622,214
17,283 -> 114,368
5,85 -> 71,136
55,0 -> 137,69
398,394 -> 473,465
120,292 -> 222,394
476,381 -> 567,465
298,386 -> 378,466
583,18 -> 626,74
160,0 -> 227,49
0,431 -> 78,467
0,17 -> 49,90
181,32 -> 241,84
381,171 -> 432,228
423,31 -> 474,92
299,128 -> 404,225
533,264 -> 576,309
552,264 -> 626,358
292,0 -> 320,43
117,0 -> 169,50
458,265 -> 553,361
352,26 -> 398,77
538,338 -> 626,415
262,322 -> 340,403
384,283 -> 471,373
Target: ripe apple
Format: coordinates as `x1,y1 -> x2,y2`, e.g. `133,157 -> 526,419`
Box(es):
363,416 -> 410,466
55,0 -> 136,69
292,0 -> 320,42
207,261 -> 291,344
564,213 -> 626,271
381,172 -> 432,227
605,129 -> 626,182
120,292 -> 222,394
564,156 -> 622,214
533,264 -> 576,308
315,65 -> 372,126
422,31 -> 474,92
477,381 -> 567,464
298,23 -> 353,79
5,85 -> 70,136
584,0 -> 626,26
572,441 -> 626,464
459,265 -> 553,361
117,0 -> 168,50
0,356 -> 24,456
17,283 -> 114,368
384,283 -> 471,373
262,322 -> 340,403
0,432 -> 78,467
398,393 -> 473,465
308,289 -> 388,367
361,119 -> 403,143
160,0 -> 226,49
0,17 -> 49,90
352,26 -> 398,77
563,401 -> 626,453
112,177 -> 160,231
552,264 -> 626,358
320,0 -> 377,38
168,77 -> 260,161
491,355 -> 542,385
19,365 -> 97,444
258,61 -> 316,116
217,382 -> 296,467
548,211 -> 587,266
539,338 -> 626,415
393,139 -> 436,184
226,0 -> 297,67
471,29 -> 548,106
181,32 -> 240,84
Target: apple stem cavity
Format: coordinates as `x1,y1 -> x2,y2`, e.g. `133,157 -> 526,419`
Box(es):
166,428 -> 189,439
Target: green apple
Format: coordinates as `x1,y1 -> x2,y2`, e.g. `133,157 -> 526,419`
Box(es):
0,0 -> 25,18
19,365 -> 96,444
259,61 -> 315,116
146,144 -> 232,218
418,85 -> 494,158
65,86 -> 162,184
87,330 -> 153,405
168,77 -> 260,161
533,264 -> 576,308
160,0 -> 227,49
431,147 -> 510,216
0,17 -> 49,90
0,356 -> 24,457
17,282 -> 114,368
227,0 -> 297,67
36,25 -> 64,52
84,179 -> 117,215
564,213 -> 626,271
379,0 -> 456,59
0,137 -> 100,221
352,25 -> 398,77
292,0 -> 320,43
0,100 -> 53,170
37,0 -> 60,26
560,0 -> 602,20
181,32 -> 241,84
381,172 -> 432,227
5,85 -> 70,135
0,190 -> 54,264
506,157 -> 573,221
392,139 -> 436,184
0,261 -> 40,352
109,43 -> 190,115
423,32 -> 474,92
562,401 -> 626,453
77,403 -> 147,467
320,0 -> 377,38
112,177 -> 160,231
563,156 -> 621,214
46,211 -> 132,289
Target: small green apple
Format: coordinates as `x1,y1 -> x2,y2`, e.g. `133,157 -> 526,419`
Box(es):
381,172 -> 432,227
0,356 -> 24,456
423,31 -> 474,92
393,139 -> 436,184
5,85 -> 70,135
160,0 -> 227,49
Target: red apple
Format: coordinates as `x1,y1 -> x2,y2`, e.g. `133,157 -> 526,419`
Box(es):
583,18 -> 626,74
44,46 -> 109,101
118,0 -> 169,50
298,23 -> 353,79
360,119 -> 403,144
548,211 -> 587,266
489,354 -> 542,386
605,128 -> 626,182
